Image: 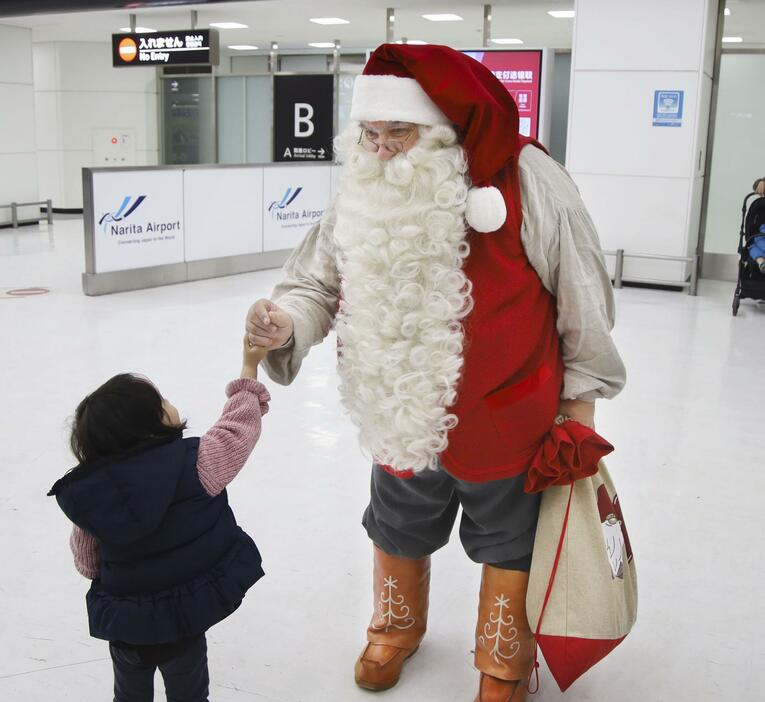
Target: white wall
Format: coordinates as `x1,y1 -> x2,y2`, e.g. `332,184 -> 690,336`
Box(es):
280,55 -> 327,72
0,24 -> 39,222
230,55 -> 270,74
567,0 -> 718,283
33,42 -> 159,209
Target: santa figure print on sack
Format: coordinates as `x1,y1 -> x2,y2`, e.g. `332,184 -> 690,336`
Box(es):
246,44 -> 629,701
598,484 -> 633,580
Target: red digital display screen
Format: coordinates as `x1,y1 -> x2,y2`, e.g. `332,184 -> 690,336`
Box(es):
463,50 -> 543,140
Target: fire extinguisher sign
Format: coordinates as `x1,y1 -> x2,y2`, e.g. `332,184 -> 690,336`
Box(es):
273,74 -> 334,162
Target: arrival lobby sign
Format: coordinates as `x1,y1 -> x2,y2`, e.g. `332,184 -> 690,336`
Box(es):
274,74 -> 334,162
112,29 -> 219,67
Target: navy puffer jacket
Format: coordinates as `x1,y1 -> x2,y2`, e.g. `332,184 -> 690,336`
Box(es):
49,437 -> 263,645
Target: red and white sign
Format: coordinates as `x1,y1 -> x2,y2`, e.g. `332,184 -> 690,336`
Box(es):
463,50 -> 543,139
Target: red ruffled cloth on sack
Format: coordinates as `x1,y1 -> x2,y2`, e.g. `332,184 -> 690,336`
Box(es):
524,419 -> 614,494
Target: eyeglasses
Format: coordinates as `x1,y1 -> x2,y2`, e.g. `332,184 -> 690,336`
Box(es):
358,124 -> 418,153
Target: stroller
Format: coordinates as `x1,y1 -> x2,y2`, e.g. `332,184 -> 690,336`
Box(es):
732,193 -> 765,315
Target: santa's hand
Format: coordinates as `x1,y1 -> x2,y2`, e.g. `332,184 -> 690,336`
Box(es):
246,299 -> 294,350
558,398 -> 595,429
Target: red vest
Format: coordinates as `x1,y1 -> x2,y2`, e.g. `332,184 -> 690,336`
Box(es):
436,140 -> 563,482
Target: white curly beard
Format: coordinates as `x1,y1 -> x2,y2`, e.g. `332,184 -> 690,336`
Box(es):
332,124 -> 473,473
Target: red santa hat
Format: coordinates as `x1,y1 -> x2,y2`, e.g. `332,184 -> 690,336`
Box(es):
596,483 -> 616,522
351,43 -> 521,233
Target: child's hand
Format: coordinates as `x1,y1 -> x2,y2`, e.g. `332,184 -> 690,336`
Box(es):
242,335 -> 267,379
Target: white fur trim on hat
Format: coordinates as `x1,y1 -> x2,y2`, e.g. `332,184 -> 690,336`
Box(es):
351,75 -> 450,126
465,186 -> 507,233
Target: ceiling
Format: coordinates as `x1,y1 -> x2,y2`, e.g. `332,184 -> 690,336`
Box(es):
0,0 -> 576,53
1,0 -> 764,56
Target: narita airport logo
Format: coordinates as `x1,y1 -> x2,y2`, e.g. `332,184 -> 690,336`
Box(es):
268,186 -> 302,214
268,186 -> 323,222
99,196 -> 180,237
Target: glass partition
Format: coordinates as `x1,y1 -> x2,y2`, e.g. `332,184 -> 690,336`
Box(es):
213,74 -> 272,164
245,75 -> 272,163
161,76 -> 215,165
217,76 -> 245,164
703,53 -> 765,256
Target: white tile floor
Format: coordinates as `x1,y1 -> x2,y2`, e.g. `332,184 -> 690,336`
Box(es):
1,219 -> 764,702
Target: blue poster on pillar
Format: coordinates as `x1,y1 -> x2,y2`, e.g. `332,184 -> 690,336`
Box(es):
653,90 -> 684,127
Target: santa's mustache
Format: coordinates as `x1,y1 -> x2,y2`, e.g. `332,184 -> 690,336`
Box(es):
336,124 -> 466,186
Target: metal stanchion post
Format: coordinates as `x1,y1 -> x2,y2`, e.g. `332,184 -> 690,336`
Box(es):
46,199 -> 53,225
614,248 -> 624,288
11,202 -> 18,229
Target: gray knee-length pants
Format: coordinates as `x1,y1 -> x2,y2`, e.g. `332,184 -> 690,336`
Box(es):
362,462 -> 541,570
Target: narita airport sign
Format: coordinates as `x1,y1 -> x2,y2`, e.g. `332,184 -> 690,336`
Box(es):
108,220 -> 181,237
112,29 -> 219,67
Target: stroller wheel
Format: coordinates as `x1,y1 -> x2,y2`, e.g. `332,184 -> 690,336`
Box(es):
732,295 -> 740,316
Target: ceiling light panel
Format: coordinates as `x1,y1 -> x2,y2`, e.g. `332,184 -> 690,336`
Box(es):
310,18 -> 350,25
491,38 -> 524,45
548,11 -> 575,19
308,42 -> 336,48
722,36 -> 743,42
422,14 -> 463,22
209,22 -> 248,29
119,27 -> 157,33
229,45 -> 259,50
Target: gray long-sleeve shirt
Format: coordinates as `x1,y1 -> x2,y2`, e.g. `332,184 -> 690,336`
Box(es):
263,146 -> 626,402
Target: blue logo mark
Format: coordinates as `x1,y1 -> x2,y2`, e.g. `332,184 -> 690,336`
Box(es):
99,195 -> 146,232
268,187 -> 302,215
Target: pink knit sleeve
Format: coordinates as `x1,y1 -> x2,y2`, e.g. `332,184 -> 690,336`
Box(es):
197,378 -> 271,496
70,525 -> 100,579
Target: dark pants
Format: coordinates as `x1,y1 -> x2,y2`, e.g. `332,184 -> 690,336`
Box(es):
363,462 -> 541,571
109,634 -> 209,702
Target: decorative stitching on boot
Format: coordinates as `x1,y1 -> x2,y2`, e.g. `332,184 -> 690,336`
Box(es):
372,576 -> 416,631
478,594 -> 521,663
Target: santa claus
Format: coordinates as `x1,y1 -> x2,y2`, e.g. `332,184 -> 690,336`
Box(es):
246,44 -> 625,702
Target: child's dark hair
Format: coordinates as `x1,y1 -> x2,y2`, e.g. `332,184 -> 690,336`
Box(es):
70,373 -> 186,465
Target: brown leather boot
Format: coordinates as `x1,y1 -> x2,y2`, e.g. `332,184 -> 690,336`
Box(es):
473,565 -> 535,702
354,545 -> 430,691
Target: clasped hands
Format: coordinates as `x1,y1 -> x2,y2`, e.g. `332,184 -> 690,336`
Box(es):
246,299 -> 294,350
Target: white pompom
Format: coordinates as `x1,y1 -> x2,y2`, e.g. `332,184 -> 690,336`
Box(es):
465,186 -> 507,233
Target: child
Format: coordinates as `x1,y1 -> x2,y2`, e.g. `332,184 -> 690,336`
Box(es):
749,223 -> 765,273
48,336 -> 270,702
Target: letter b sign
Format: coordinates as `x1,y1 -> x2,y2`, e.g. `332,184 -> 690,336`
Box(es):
294,103 -> 315,137
274,74 -> 332,161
